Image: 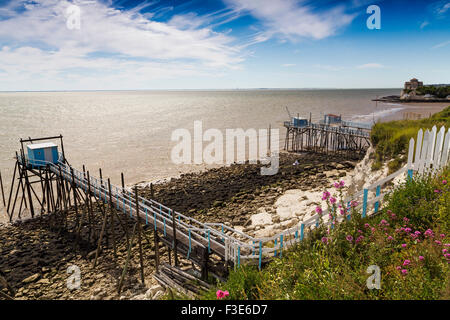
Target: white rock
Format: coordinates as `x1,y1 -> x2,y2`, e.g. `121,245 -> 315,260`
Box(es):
152,291 -> 164,300
250,210 -> 272,226
145,284 -> 163,299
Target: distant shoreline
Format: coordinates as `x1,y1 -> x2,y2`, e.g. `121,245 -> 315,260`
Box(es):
373,95 -> 450,103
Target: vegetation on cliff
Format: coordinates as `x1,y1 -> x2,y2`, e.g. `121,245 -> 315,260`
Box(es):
370,106 -> 450,173
200,167 -> 450,300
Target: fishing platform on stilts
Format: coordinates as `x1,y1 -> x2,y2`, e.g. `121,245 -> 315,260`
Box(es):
283,113 -> 372,158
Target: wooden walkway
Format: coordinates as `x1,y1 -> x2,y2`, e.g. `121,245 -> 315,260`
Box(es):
7,149 -> 255,277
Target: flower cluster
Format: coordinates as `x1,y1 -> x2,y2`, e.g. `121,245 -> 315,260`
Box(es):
216,290 -> 229,299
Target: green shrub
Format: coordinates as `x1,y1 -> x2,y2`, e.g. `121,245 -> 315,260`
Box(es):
371,161 -> 382,171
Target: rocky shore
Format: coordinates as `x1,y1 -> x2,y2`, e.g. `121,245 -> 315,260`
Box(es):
0,152 -> 360,300
373,95 -> 450,103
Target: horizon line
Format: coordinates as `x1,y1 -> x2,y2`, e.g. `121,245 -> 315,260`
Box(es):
0,87 -> 402,93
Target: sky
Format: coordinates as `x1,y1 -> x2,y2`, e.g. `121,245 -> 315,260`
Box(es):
0,0 -> 449,91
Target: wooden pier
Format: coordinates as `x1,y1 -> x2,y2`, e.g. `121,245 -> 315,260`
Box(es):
283,120 -> 371,158
5,135 -> 255,294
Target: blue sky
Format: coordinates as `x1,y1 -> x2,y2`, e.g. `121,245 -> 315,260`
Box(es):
0,0 -> 449,90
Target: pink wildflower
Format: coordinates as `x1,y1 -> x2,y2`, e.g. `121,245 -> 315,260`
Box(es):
401,269 -> 408,275
419,256 -> 424,261
315,206 -> 323,214
424,229 -> 434,238
403,259 -> 411,266
401,244 -> 407,248
330,197 -> 337,204
346,235 -> 353,242
442,180 -> 447,185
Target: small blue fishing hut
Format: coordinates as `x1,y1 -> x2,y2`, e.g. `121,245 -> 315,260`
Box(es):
27,142 -> 59,168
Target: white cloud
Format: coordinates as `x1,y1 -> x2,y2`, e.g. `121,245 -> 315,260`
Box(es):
0,0 -> 243,90
420,21 -> 429,29
432,40 -> 450,49
315,64 -> 345,72
356,63 -> 384,69
224,0 -> 356,41
438,2 -> 450,14
281,63 -> 296,67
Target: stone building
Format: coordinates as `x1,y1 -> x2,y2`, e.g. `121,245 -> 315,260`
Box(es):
404,78 -> 423,90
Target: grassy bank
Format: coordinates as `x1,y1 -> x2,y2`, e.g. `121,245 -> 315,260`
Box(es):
200,167 -> 450,300
370,106 -> 450,173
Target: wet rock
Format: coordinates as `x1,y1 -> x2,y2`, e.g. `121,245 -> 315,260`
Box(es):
22,273 -> 40,284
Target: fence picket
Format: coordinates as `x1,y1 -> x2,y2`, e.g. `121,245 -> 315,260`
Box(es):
413,129 -> 423,169
425,126 -> 437,171
441,129 -> 450,167
433,126 -> 445,172
407,138 -> 415,170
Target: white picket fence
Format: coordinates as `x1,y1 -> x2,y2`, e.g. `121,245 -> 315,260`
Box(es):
407,125 -> 450,175
227,126 -> 450,270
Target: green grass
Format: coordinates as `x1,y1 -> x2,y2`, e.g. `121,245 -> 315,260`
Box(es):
371,106 -> 450,173
199,167 -> 450,300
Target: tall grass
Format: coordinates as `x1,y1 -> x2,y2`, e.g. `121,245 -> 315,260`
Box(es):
371,106 -> 450,173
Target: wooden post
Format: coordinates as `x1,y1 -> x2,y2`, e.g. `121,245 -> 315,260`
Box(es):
60,134 -> 66,163
171,209 -> 179,267
362,188 -> 368,218
118,222 -> 137,294
201,248 -> 209,280
150,183 -> 154,199
108,179 -> 117,260
134,186 -> 145,284
71,168 -> 79,239
93,204 -> 109,268
23,164 -> 34,218
154,228 -> 160,273
374,185 -> 381,213
0,170 -> 6,207
86,171 -> 93,242
6,160 -> 18,217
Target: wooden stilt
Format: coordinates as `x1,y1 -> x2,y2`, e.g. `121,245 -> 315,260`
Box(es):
0,170 -> 5,207
134,186 -> 145,284
93,205 -> 108,268
154,228 -> 160,273
107,179 -> 117,260
172,210 -> 179,267
118,222 -> 137,294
